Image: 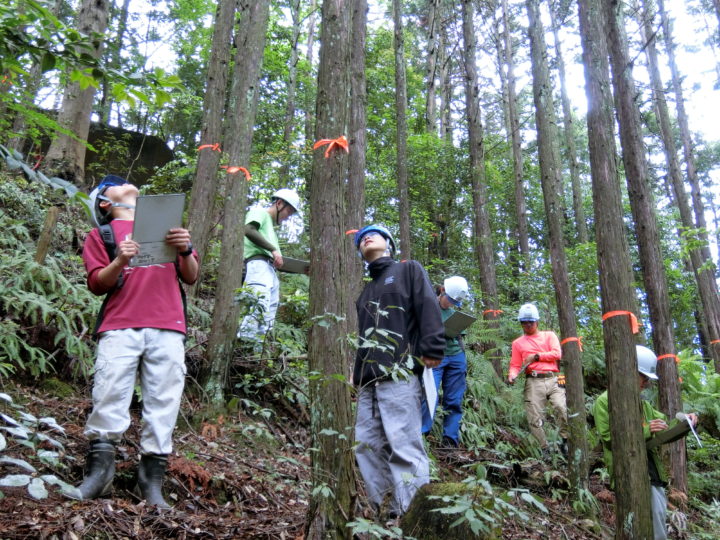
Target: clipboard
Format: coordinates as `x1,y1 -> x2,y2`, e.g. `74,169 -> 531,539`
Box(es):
130,194 -> 186,267
645,421 -> 691,450
444,311 -> 477,338
279,257 -> 310,274
423,367 -> 438,420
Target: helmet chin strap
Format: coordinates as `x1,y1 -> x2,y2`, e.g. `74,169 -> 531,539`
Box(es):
111,202 -> 135,210
98,194 -> 135,210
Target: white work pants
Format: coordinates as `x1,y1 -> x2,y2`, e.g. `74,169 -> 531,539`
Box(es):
237,259 -> 280,340
84,328 -> 186,455
355,376 -> 429,516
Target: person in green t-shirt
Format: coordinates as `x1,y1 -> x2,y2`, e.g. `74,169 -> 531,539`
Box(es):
237,188 -> 301,343
593,345 -> 698,540
421,275 -> 471,447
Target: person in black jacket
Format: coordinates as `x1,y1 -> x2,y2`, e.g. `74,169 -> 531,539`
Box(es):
352,224 -> 445,520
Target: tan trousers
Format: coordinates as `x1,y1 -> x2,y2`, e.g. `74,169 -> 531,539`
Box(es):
523,375 -> 568,448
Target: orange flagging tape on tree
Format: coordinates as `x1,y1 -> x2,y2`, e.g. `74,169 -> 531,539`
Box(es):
657,354 -> 680,364
483,309 -> 503,317
601,310 -> 640,334
198,143 -> 222,152
313,135 -> 349,158
561,337 -> 583,351
345,229 -> 359,235
711,340 -> 720,345
220,165 -> 251,180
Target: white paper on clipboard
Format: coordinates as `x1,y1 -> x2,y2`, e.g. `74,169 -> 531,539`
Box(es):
423,367 -> 438,420
130,194 -> 186,267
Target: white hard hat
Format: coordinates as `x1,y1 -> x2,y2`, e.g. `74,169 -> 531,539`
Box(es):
636,345 -> 658,380
272,188 -> 301,215
444,276 -> 469,306
518,303 -> 540,322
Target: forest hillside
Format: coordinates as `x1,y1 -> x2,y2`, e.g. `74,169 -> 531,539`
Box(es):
2,0 -> 720,538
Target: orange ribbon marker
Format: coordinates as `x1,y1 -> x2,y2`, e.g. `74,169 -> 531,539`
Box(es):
657,354 -> 680,364
483,309 -> 503,317
601,310 -> 640,334
561,337 -> 583,351
313,135 -> 349,158
198,143 -> 221,152
711,340 -> 720,345
220,165 -> 251,180
345,229 -> 359,235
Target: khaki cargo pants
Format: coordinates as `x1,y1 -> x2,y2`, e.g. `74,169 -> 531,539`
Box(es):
523,374 -> 568,448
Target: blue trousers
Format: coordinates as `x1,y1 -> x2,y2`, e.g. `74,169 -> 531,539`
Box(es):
421,351 -> 467,444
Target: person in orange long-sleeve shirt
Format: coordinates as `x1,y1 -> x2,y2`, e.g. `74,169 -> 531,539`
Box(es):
508,303 -> 568,455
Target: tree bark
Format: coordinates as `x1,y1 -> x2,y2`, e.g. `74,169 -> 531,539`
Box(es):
577,0 -> 653,536
304,0 -> 318,150
609,0 -> 686,494
186,0 -> 237,290
657,0 -> 716,268
278,0 -> 302,186
98,0 -> 131,125
425,0 -> 441,133
461,0 -> 502,379
393,0 -> 412,259
502,0 -> 530,266
641,0 -> 720,370
304,1 -> 356,537
44,0 -> 109,188
525,0 -> 589,499
346,0 -> 368,330
200,0 -> 270,402
549,1 -> 589,244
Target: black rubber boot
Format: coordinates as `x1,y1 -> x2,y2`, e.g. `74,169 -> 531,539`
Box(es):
137,454 -> 171,509
77,440 -> 116,500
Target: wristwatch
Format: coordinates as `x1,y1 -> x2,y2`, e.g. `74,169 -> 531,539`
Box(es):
179,242 -> 193,257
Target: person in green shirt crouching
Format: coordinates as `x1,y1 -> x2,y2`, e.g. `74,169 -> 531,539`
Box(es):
593,345 -> 698,540
237,189 -> 301,346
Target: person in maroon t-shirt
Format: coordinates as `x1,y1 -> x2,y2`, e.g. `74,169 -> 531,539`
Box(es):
75,175 -> 198,509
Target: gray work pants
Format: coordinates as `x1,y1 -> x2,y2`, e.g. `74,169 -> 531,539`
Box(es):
651,485 -> 668,540
355,376 -> 429,516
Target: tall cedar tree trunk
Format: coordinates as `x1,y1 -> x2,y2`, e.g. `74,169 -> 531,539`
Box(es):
493,14 -> 523,301
640,0 -> 720,370
200,1 -> 270,402
657,0 -> 718,270
439,30 -> 453,141
8,0 -> 65,153
607,0 -> 687,493
425,0 -> 441,132
549,1 -> 589,244
304,0 -> 318,153
98,0 -> 130,125
525,0 -> 589,497
346,0 -> 368,327
502,0 -> 530,266
305,2 -> 356,537
187,0 -> 237,288
577,0 -> 654,536
278,0 -> 302,185
44,0 -> 109,188
393,0 -> 412,259
461,0 -> 502,379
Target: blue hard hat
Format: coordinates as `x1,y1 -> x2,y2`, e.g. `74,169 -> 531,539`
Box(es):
88,175 -> 129,226
354,224 -> 396,256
